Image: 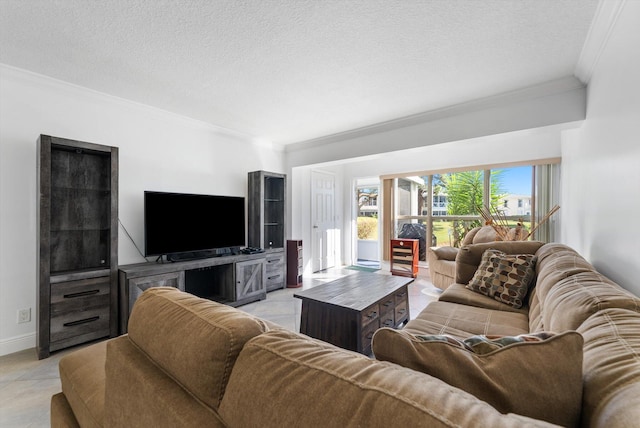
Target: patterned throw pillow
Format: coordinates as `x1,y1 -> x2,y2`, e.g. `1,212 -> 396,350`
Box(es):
467,249 -> 537,308
372,328 -> 584,428
412,332 -> 554,354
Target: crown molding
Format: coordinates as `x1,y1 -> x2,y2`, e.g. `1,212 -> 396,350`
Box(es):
575,0 -> 626,84
0,63 -> 257,142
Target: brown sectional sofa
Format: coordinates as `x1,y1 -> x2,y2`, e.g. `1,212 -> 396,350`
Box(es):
52,242 -> 640,427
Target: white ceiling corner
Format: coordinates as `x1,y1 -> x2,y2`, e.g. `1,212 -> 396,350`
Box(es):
0,0 -> 601,145
575,0 -> 627,84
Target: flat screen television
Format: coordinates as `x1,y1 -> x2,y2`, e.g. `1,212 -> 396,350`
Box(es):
144,191 -> 245,258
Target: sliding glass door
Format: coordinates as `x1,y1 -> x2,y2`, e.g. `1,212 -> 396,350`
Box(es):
383,162 -> 557,262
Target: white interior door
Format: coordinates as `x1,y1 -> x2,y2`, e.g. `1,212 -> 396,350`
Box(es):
311,171 -> 336,272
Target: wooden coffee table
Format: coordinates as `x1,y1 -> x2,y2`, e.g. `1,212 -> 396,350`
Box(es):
294,272 -> 413,355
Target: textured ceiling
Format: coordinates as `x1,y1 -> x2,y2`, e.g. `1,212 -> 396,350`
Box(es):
0,0 -> 599,145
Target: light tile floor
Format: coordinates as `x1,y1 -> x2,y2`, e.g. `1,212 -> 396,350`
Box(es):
0,265 -> 439,427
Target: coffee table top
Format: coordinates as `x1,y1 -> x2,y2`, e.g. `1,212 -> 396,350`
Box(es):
293,272 -> 414,311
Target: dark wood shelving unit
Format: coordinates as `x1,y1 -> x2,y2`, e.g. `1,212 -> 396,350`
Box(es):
37,135 -> 118,359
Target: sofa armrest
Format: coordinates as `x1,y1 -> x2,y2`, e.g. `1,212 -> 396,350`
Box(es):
429,246 -> 459,261
427,247 -> 458,290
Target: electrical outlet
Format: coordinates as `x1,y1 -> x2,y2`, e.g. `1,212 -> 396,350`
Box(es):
17,308 -> 31,324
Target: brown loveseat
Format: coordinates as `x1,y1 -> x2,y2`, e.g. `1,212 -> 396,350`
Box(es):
52,243 -> 640,427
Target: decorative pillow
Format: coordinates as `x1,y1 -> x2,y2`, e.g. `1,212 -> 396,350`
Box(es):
467,249 -> 537,308
433,246 -> 458,261
372,328 -> 583,428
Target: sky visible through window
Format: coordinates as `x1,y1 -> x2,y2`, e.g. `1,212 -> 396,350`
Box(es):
500,166 -> 532,195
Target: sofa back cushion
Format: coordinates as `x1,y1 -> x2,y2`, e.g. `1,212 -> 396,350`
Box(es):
533,244 -> 640,332
455,241 -> 545,285
578,308 -> 640,427
219,329 -> 557,427
127,287 -> 269,409
438,283 -> 529,315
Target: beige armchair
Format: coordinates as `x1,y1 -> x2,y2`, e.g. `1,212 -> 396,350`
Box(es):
427,226 -> 501,290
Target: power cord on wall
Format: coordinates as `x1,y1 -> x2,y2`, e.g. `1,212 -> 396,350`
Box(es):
118,218 -> 148,262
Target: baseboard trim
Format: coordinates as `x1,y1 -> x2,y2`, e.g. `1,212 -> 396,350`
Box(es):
0,332 -> 36,356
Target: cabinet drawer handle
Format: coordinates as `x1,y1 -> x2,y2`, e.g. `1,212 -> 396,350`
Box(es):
396,292 -> 407,298
63,289 -> 100,299
382,299 -> 393,307
64,316 -> 99,327
383,318 -> 394,326
366,311 -> 377,319
268,274 -> 281,280
397,308 -> 406,316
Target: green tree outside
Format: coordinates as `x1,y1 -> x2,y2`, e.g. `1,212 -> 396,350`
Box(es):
435,170 -> 506,245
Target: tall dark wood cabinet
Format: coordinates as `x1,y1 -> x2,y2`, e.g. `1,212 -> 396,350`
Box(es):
37,135 -> 118,359
248,171 -> 286,291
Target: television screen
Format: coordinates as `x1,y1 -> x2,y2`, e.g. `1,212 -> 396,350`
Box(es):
144,191 -> 245,257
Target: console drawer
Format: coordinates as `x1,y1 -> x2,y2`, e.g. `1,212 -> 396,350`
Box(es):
266,252 -> 284,272
379,295 -> 395,314
379,311 -> 395,328
395,288 -> 408,306
50,305 -> 110,345
361,303 -> 380,327
265,252 -> 285,291
266,272 -> 284,288
50,276 -> 111,316
395,300 -> 409,324
361,319 -> 379,355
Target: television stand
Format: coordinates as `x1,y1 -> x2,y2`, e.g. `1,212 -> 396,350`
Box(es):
118,252 -> 266,334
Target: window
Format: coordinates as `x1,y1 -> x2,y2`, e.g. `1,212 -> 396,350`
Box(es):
383,162 -> 558,262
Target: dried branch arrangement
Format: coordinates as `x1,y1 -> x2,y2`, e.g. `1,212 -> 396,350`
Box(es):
478,204 -> 560,241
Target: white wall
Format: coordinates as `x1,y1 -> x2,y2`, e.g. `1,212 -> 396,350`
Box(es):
291,127 -> 564,271
285,77 -> 582,271
561,0 -> 640,296
0,65 -> 284,355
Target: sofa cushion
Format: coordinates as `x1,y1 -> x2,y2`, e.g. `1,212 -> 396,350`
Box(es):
577,308 -> 640,428
372,328 -> 583,428
455,241 -> 545,285
472,225 -> 502,243
219,329 -> 555,427
461,226 -> 481,246
467,249 -> 537,309
439,283 -> 528,315
403,301 -> 529,339
127,287 -> 270,409
58,340 -> 107,428
535,243 -> 596,302
105,335 -> 227,427
543,272 -> 640,331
